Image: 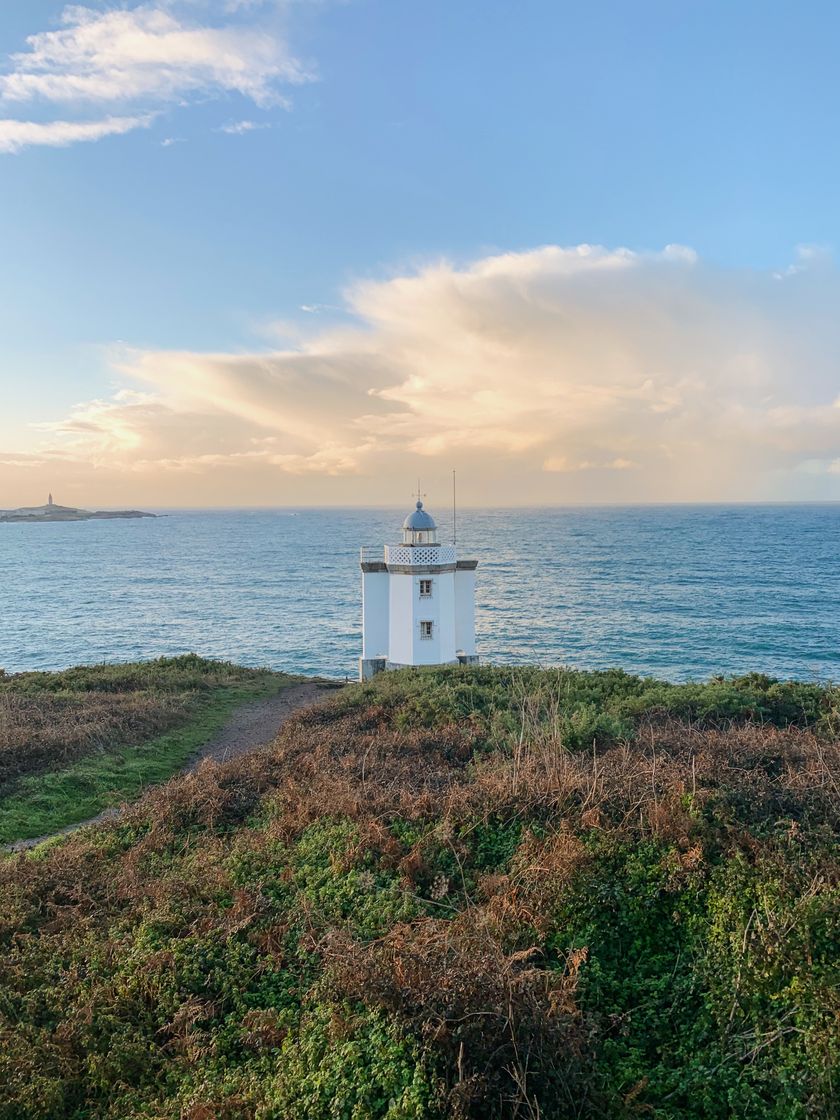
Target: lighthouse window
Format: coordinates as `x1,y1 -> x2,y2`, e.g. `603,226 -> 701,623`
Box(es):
420,620 -> 434,640
419,579 -> 433,598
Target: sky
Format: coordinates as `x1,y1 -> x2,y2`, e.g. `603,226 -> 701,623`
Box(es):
1,0 -> 840,508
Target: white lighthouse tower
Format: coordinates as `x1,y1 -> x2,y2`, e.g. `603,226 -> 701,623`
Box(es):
359,499 -> 479,679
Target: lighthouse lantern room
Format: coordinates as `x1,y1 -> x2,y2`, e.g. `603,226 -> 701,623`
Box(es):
359,500 -> 478,680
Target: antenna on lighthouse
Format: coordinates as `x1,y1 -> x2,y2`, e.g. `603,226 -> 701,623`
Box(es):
452,469 -> 457,546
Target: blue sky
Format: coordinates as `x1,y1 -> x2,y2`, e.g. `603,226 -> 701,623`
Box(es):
2,1 -> 840,505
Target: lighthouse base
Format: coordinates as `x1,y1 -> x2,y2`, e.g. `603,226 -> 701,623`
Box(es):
359,656 -> 387,681
360,654 -> 480,681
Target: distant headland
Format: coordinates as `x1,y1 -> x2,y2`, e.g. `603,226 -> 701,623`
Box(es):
0,493 -> 155,523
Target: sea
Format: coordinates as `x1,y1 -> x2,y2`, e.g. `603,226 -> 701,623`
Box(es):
1,505 -> 838,682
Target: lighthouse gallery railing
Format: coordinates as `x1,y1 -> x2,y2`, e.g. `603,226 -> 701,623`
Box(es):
360,545 -> 457,566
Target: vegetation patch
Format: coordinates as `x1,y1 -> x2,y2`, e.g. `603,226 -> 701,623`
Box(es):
0,655 -> 294,842
0,664 -> 838,1118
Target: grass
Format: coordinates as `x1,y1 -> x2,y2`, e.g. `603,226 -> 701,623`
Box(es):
0,655 -> 296,843
0,664 -> 838,1119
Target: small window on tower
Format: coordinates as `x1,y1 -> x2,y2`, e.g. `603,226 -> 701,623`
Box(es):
419,579 -> 433,598
420,620 -> 434,640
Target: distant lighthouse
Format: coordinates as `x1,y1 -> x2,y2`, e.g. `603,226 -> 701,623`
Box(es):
359,498 -> 479,680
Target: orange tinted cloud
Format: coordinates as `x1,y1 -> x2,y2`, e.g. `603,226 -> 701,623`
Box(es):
6,244 -> 840,506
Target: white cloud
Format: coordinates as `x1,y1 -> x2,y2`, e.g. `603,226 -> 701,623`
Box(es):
14,244 -> 840,503
0,3 -> 312,152
0,112 -> 156,153
772,244 -> 833,279
0,4 -> 310,107
218,118 -> 272,134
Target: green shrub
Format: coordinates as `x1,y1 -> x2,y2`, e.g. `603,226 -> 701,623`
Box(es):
262,1004 -> 438,1120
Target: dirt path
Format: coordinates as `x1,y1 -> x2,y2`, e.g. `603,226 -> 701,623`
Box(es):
6,680 -> 337,853
185,680 -> 332,769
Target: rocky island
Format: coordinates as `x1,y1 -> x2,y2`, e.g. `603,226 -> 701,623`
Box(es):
0,494 -> 155,523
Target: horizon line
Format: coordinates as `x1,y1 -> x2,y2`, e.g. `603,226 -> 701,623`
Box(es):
35,499 -> 840,511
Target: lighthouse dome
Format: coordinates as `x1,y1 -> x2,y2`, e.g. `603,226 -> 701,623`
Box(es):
401,500 -> 438,545
403,500 -> 437,531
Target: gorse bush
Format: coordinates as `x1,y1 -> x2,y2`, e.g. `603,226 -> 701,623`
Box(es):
342,664 -> 840,738
0,664 -> 838,1119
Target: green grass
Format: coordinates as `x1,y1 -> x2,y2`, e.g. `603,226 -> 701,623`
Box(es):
0,674 -> 293,844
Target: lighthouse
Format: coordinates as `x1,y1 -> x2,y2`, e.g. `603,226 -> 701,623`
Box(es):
359,499 -> 479,680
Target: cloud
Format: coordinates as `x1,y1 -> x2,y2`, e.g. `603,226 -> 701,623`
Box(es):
0,3 -> 312,152
543,456 -> 638,472
0,4 -> 310,107
12,244 -> 840,504
218,118 -> 273,134
0,454 -> 52,468
0,112 -> 156,153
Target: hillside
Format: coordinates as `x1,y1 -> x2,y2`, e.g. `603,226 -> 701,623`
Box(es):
0,656 -> 296,843
1,665 -> 839,1119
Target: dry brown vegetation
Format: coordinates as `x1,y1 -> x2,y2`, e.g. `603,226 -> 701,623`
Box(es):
0,690 -> 186,792
0,654 -> 285,798
0,665 -> 838,1119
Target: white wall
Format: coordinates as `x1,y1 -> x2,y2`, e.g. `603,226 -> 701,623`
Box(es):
454,569 -> 476,655
388,573 -> 416,664
435,570 -> 457,663
388,569 -> 458,665
361,570 -> 389,658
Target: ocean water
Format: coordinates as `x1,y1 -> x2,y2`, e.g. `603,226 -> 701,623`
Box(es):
1,505 -> 838,682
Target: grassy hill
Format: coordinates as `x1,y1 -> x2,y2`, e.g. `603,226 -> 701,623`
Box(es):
0,655 -> 295,842
1,665 -> 838,1119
